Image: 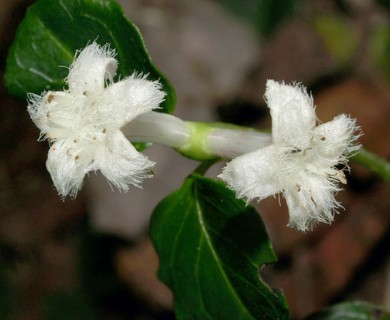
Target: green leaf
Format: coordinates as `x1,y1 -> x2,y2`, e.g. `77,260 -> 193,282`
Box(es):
305,301 -> 390,320
5,0 -> 175,114
150,174 -> 290,320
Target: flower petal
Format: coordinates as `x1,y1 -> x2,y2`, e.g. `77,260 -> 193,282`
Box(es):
265,80 -> 316,149
284,172 -> 340,231
219,145 -> 283,201
67,42 -> 117,95
46,140 -> 94,198
102,74 -> 166,127
314,114 -> 360,162
28,91 -> 85,140
98,131 -> 155,191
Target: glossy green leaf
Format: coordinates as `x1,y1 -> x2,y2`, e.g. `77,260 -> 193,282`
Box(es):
5,0 -> 175,113
305,301 -> 390,320
150,174 -> 290,320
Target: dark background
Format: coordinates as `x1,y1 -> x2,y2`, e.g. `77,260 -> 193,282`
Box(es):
1,0 -> 390,319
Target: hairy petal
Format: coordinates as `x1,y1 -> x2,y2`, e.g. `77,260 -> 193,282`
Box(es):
67,42 -> 117,95
30,91 -> 87,140
102,74 -> 166,126
46,140 -> 94,198
314,114 -> 361,162
219,145 -> 283,201
265,80 -> 316,148
285,173 -> 340,231
99,131 -> 155,191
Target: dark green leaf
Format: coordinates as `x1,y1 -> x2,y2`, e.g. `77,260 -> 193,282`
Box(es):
305,301 -> 390,320
5,0 -> 175,113
150,174 -> 290,320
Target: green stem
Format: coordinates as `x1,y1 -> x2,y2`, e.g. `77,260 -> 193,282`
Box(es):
177,121 -> 271,161
125,112 -> 272,161
193,159 -> 221,176
351,148 -> 390,182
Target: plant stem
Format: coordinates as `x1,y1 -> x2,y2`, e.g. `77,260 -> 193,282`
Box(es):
123,111 -> 272,160
123,111 -> 190,148
193,159 -> 221,176
351,148 -> 390,182
124,112 -> 390,182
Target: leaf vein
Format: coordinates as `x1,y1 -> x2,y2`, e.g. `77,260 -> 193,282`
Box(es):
169,196 -> 194,271
195,236 -> 214,320
207,227 -> 258,268
59,0 -> 74,21
31,15 -> 74,63
195,193 -> 254,319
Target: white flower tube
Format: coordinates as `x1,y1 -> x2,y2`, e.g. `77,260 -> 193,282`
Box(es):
219,80 -> 360,231
28,42 -> 166,198
123,111 -> 190,148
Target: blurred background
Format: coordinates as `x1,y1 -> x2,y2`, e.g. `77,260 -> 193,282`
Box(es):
1,0 -> 390,319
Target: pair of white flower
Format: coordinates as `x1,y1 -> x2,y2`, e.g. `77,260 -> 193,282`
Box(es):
28,43 -> 359,231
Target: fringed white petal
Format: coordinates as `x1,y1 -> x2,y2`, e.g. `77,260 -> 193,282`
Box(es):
46,140 -> 94,198
284,171 -> 341,231
102,74 -> 166,126
265,80 -> 316,149
314,114 -> 360,161
67,42 -> 118,95
99,131 -> 155,191
219,145 -> 282,201
29,91 -> 85,140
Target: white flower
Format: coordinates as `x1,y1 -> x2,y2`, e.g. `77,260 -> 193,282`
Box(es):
28,42 -> 166,198
219,80 -> 360,231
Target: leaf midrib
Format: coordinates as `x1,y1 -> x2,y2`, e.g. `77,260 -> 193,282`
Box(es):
32,13 -> 74,62
194,187 -> 253,320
